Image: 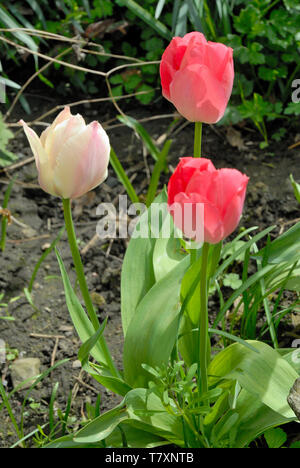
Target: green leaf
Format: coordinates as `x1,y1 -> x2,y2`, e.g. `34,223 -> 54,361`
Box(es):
55,248 -> 110,368
284,102 -> 300,116
256,221 -> 300,264
233,5 -> 262,35
290,174 -> 300,204
233,387 -> 294,448
121,190 -> 172,335
136,84 -> 155,105
0,5 -> 38,55
145,140 -> 171,207
123,254 -> 190,387
119,0 -> 172,40
78,318 -> 107,367
223,273 -> 242,290
248,42 -> 265,65
74,401 -> 128,443
125,388 -> 184,444
84,362 -> 131,396
109,147 -> 139,204
264,427 -> 287,448
117,114 -> 159,161
208,340 -> 299,418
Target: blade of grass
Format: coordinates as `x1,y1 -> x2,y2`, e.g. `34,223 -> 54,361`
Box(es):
0,176 -> 15,251
117,114 -> 159,162
145,139 -> 171,207
28,226 -> 65,292
120,0 -> 172,40
109,147 -> 139,204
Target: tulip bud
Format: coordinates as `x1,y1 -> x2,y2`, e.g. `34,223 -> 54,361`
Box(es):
160,32 -> 234,123
168,157 -> 249,244
19,106 -> 110,199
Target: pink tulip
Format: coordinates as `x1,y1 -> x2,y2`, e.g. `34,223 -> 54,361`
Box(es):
160,32 -> 234,123
168,157 -> 249,244
19,107 -> 110,199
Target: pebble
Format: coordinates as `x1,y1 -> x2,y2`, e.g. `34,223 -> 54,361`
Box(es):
10,358 -> 41,390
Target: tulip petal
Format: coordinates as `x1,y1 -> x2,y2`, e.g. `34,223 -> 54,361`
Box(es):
44,114 -> 86,168
19,119 -> 47,165
169,64 -> 227,123
53,121 -> 110,199
168,157 -> 215,206
207,169 -> 249,217
19,119 -> 57,196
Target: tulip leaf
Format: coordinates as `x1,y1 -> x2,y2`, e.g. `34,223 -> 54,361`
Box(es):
232,387 -> 293,448
125,388 -> 184,444
255,221 -> 300,264
208,340 -> 299,419
74,401 -> 128,443
55,248 -> 111,369
121,190 -> 170,335
77,318 -> 107,367
84,362 -> 131,396
45,423 -> 168,448
152,198 -> 186,282
123,254 -> 190,387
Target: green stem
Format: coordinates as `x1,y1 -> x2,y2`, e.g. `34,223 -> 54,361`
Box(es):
197,242 -> 210,406
194,122 -> 203,158
62,198 -> 119,377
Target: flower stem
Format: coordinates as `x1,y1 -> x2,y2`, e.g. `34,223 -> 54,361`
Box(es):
198,242 -> 210,405
62,198 -> 119,377
194,122 -> 203,158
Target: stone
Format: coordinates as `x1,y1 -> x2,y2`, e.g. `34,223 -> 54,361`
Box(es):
287,378 -> 300,421
10,358 -> 41,390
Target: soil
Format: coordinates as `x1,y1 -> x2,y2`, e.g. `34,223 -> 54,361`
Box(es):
0,95 -> 299,448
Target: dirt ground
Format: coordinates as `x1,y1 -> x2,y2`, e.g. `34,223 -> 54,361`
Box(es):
0,97 -> 299,447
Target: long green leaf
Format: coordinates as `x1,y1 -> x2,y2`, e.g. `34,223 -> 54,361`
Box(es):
121,191 -> 168,335
117,115 -> 159,162
145,139 -> 171,207
120,0 -> 172,40
208,340 -> 299,418
255,221 -> 300,264
123,254 -> 190,387
74,402 -> 128,444
55,248 -> 110,368
0,6 -> 38,55
109,147 -> 139,204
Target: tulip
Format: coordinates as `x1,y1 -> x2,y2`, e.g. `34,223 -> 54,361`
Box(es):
168,157 -> 249,244
19,106 -> 110,199
160,32 -> 234,123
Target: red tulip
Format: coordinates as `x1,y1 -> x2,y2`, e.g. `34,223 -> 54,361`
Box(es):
168,158 -> 249,244
160,32 -> 234,123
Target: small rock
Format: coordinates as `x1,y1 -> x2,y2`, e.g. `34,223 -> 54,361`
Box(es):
72,360 -> 81,369
10,358 -> 41,390
22,226 -> 37,238
287,378 -> 300,421
41,242 -> 51,251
